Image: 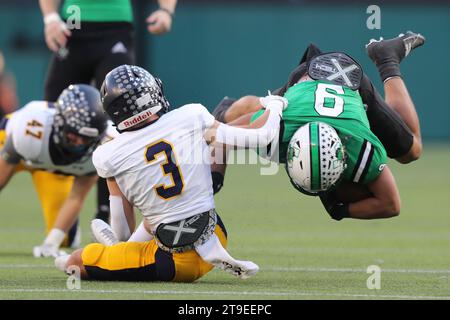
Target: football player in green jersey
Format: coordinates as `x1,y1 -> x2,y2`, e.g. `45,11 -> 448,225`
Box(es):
211,32 -> 425,221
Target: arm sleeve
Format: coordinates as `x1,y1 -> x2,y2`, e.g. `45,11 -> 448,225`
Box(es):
109,195 -> 132,241
0,134 -> 22,164
215,109 -> 281,148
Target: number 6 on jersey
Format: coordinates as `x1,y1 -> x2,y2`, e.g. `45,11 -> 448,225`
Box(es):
314,83 -> 345,117
145,140 -> 184,200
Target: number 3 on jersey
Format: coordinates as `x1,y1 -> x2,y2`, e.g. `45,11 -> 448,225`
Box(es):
314,83 -> 345,117
145,140 -> 184,200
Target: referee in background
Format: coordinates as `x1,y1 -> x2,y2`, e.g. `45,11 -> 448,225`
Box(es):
40,0 -> 177,226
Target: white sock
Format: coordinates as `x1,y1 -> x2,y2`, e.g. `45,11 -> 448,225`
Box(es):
44,228 -> 66,247
195,233 -> 236,265
128,222 -> 153,242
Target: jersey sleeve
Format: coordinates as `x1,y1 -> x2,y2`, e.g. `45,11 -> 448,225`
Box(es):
183,103 -> 216,129
92,147 -> 113,178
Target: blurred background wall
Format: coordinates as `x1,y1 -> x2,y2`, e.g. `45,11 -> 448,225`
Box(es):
0,0 -> 448,139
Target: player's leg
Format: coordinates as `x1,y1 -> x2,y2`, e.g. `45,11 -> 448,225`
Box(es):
383,77 -> 422,163
222,96 -> 262,123
366,31 -> 425,163
64,241 -> 175,282
58,225 -> 225,282
31,171 -> 80,247
44,38 -> 95,101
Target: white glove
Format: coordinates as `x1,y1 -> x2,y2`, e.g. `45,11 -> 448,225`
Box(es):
259,92 -> 288,115
33,244 -> 67,258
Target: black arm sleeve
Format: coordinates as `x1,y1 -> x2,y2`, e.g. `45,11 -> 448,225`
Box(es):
0,135 -> 22,164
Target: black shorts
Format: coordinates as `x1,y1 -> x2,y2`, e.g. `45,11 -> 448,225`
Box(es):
44,22 -> 135,101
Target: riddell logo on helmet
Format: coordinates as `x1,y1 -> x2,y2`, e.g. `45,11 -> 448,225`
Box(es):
119,110 -> 153,129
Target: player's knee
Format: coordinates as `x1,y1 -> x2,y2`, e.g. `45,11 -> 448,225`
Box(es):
397,139 -> 422,164
236,95 -> 261,114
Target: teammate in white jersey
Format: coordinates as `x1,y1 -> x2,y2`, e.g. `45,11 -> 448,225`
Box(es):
56,65 -> 287,282
0,84 -> 109,257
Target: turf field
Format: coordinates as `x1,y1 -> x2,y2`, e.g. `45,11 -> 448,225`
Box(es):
0,145 -> 449,300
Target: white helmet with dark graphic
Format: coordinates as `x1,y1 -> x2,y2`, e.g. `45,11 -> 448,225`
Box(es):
100,65 -> 170,132
286,122 -> 346,195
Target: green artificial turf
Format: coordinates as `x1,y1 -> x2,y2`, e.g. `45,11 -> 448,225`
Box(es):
0,145 -> 449,300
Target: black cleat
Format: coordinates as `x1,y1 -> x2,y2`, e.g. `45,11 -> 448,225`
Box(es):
366,31 -> 425,82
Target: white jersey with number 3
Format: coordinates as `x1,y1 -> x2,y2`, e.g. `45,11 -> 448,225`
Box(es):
93,104 -> 216,231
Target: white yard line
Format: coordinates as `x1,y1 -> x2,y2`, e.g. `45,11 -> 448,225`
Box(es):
1,264 -> 450,274
266,267 -> 450,274
0,288 -> 448,300
0,264 -> 54,268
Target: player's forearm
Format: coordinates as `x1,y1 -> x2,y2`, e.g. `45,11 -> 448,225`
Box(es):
209,110 -> 280,148
39,0 -> 61,16
158,0 -> 177,14
107,177 -> 135,240
110,195 -> 135,241
350,166 -> 401,219
348,197 -> 400,219
52,175 -> 97,233
52,196 -> 84,232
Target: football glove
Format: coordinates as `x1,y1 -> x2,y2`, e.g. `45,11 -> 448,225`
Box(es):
33,244 -> 67,258
259,92 -> 288,116
319,190 -> 350,221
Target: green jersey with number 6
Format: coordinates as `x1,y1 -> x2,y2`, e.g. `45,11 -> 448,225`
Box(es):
254,80 -> 387,185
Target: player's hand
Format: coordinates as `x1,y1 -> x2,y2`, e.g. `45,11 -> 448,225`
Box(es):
44,14 -> 71,52
33,244 -> 67,258
259,93 -> 288,115
146,9 -> 173,35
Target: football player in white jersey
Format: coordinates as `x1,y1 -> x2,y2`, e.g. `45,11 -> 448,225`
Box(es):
0,84 -> 109,257
56,65 -> 288,282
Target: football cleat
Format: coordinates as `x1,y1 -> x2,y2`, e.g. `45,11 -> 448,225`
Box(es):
216,260 -> 259,280
91,219 -> 119,246
33,244 -> 67,258
195,233 -> 259,280
366,31 -> 425,66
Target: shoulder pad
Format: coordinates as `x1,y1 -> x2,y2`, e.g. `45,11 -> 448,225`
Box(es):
11,101 -> 53,160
